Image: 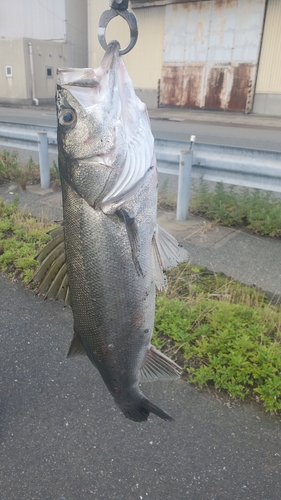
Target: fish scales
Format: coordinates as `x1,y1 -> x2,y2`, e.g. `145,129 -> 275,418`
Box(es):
62,171 -> 156,388
33,40 -> 188,422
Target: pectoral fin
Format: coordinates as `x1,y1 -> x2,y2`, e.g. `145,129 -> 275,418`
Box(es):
31,225 -> 70,305
152,224 -> 189,290
115,208 -> 144,277
139,345 -> 182,383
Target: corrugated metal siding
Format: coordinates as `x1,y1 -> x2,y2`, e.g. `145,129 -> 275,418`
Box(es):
255,0 -> 281,94
88,0 -> 164,89
131,0 -> 210,7
161,0 -> 266,111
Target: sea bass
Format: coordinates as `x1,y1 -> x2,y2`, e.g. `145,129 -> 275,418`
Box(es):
34,41 -> 188,422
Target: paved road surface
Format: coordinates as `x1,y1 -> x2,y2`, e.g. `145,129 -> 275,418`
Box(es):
1,275 -> 281,500
1,106 -> 281,151
151,118 -> 281,151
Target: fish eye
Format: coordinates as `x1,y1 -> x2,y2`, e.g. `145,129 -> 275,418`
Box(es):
61,110 -> 76,126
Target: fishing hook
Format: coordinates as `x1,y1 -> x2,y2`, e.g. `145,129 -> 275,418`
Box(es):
98,0 -> 138,55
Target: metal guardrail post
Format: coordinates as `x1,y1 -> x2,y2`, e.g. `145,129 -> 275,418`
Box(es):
176,149 -> 193,221
37,132 -> 50,189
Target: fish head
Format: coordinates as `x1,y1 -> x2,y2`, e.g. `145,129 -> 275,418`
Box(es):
56,41 -> 154,207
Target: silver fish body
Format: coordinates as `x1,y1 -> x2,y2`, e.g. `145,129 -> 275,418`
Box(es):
35,41 -> 188,422
62,167 -> 161,421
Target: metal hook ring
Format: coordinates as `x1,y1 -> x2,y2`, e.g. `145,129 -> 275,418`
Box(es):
98,8 -> 138,56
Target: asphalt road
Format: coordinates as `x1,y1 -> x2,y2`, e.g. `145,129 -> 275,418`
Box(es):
1,274 -> 281,500
151,118 -> 281,151
1,105 -> 281,151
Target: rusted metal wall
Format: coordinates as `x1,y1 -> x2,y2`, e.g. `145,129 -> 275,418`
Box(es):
131,0 -> 209,7
160,0 -> 266,111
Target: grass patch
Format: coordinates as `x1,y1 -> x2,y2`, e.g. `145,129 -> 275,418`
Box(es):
190,178 -> 281,237
0,149 -> 61,190
1,198 -> 281,414
0,197 -> 57,282
153,264 -> 281,413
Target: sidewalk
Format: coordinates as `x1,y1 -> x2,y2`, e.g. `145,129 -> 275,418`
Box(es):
1,181 -> 280,300
148,106 -> 281,129
1,103 -> 281,129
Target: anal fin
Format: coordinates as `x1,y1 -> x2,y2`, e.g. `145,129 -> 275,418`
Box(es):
139,345 -> 182,383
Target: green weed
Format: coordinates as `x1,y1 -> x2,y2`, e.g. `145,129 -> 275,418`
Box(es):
153,263 -> 281,414
0,151 -> 40,190
190,178 -> 281,237
0,149 -> 60,190
0,198 -> 57,282
153,294 -> 281,412
50,161 -> 61,190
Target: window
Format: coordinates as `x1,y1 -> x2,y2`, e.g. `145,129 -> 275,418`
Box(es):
6,66 -> 12,77
46,67 -> 53,78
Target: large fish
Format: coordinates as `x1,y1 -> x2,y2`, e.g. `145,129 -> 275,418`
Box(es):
33,41 -> 188,422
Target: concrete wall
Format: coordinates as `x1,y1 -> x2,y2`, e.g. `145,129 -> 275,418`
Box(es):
252,94 -> 281,116
0,0 -> 88,106
0,38 -> 64,106
64,0 -> 88,67
0,0 -> 88,68
24,39 -> 65,105
0,39 -> 28,105
0,0 -> 65,39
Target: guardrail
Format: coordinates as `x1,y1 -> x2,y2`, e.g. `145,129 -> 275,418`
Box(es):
154,137 -> 281,220
0,122 -> 57,189
1,123 -> 281,220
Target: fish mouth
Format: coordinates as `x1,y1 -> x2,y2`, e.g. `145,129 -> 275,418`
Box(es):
57,41 -> 121,109
57,41 -> 120,87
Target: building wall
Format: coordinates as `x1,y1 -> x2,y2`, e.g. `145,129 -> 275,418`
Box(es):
88,0 -> 108,69
0,39 -> 28,105
64,0 -> 88,67
88,0 -> 269,112
0,0 -> 88,105
160,0 -> 266,111
24,39 -> 65,104
253,0 -> 281,116
0,38 -> 64,105
0,0 -> 65,39
0,0 -> 88,68
88,0 -> 164,107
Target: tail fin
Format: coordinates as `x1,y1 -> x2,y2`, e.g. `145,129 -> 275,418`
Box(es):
118,398 -> 174,423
